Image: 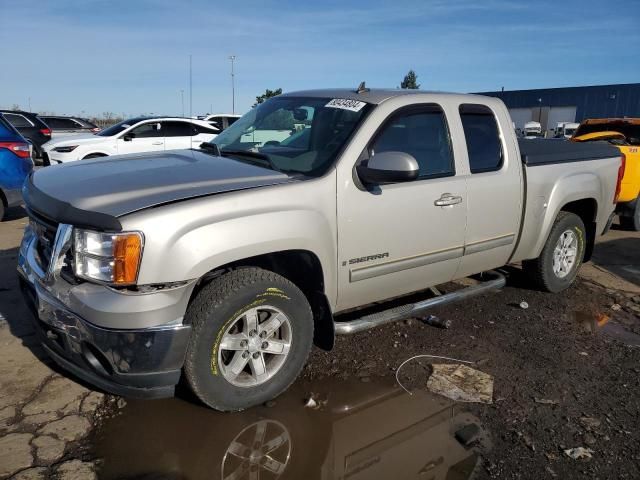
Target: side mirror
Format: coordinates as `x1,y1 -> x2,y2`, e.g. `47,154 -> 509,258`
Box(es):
123,133 -> 134,142
356,151 -> 419,184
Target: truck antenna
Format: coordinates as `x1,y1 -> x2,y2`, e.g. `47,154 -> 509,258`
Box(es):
356,81 -> 370,94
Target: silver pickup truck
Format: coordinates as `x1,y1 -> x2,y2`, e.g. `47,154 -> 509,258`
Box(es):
18,88 -> 623,410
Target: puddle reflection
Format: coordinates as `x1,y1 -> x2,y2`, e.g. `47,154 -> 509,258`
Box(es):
94,378 -> 490,480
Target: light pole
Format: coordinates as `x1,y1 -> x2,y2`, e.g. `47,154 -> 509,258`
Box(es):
189,55 -> 193,118
228,55 -> 236,114
28,97 -> 31,112
181,89 -> 185,117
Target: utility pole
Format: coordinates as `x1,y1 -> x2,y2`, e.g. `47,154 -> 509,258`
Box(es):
28,97 -> 31,112
181,89 -> 185,117
228,55 -> 236,114
189,55 -> 193,118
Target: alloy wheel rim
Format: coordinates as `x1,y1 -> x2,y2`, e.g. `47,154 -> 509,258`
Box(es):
218,306 -> 292,387
552,230 -> 578,278
221,419 -> 291,480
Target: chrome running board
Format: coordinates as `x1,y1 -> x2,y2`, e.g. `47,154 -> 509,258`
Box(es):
334,271 -> 506,335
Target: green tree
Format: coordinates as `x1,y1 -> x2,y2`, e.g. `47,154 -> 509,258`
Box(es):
254,88 -> 282,107
400,70 -> 420,89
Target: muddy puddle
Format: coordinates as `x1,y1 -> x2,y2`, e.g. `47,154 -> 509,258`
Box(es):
93,378 -> 490,480
573,311 -> 640,346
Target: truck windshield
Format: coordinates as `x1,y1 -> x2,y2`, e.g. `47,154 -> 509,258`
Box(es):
208,96 -> 372,176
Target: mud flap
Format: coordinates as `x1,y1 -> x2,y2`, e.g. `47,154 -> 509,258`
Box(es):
311,291 -> 334,351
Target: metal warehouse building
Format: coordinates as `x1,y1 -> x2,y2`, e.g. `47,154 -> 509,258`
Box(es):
477,83 -> 640,133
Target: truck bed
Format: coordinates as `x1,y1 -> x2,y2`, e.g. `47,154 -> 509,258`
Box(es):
519,138 -> 620,166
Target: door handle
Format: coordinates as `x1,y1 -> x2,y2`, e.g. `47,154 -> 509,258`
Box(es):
434,193 -> 463,207
151,141 -> 163,145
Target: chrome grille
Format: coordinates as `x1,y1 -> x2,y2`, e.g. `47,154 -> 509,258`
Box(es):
28,211 -> 59,272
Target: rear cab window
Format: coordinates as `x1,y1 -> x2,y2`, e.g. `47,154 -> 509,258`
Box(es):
369,104 -> 455,179
459,104 -> 503,173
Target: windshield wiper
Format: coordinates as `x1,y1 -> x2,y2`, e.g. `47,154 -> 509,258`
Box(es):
220,149 -> 278,171
199,142 -> 222,156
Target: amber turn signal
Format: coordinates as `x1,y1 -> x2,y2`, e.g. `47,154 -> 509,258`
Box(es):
113,234 -> 143,284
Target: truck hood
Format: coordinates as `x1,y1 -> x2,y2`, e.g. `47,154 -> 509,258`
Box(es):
24,149 -> 295,230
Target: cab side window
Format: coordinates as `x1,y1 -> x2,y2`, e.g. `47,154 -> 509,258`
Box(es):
459,104 -> 503,173
129,122 -> 162,138
370,105 -> 454,179
163,121 -> 194,137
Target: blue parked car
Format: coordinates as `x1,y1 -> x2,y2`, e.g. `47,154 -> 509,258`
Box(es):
0,114 -> 33,220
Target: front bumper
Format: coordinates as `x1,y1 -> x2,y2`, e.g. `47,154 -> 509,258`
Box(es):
17,223 -> 193,399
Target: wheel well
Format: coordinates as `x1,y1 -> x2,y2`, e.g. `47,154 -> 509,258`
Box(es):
0,189 -> 7,208
191,250 -> 335,351
83,153 -> 107,159
560,198 -> 597,261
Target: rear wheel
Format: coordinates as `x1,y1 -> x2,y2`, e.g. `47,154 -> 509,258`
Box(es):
184,268 -> 314,411
620,202 -> 640,231
0,199 -> 5,222
523,212 -> 586,293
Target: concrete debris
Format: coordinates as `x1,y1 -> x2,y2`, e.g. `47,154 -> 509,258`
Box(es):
534,397 -> 559,405
520,301 -> 529,309
304,397 -> 318,409
427,364 -> 493,404
611,303 -> 622,311
564,447 -> 593,460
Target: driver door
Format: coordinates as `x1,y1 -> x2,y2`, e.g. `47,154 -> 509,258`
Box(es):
336,104 -> 467,311
117,121 -> 165,155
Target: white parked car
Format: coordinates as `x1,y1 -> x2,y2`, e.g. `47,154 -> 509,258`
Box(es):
43,117 -> 218,163
201,113 -> 241,132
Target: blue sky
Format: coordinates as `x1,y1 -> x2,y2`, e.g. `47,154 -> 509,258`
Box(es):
1,0 -> 639,117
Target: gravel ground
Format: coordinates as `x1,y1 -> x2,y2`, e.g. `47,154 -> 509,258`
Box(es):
303,269 -> 640,479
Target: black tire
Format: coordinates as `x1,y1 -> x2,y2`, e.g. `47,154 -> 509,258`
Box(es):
184,267 -> 314,411
522,212 -> 586,293
83,153 -> 107,160
0,199 -> 5,222
619,202 -> 640,231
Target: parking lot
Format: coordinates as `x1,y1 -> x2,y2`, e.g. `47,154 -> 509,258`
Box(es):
0,204 -> 638,479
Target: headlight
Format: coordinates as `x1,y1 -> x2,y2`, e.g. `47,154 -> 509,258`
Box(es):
74,229 -> 144,285
53,145 -> 78,153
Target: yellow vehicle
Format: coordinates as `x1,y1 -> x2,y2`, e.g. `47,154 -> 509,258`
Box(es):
573,118 -> 640,230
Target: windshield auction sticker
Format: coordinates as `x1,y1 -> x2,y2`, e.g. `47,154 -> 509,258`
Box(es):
325,98 -> 367,112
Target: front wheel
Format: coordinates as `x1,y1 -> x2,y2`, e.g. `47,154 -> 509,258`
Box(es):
184,268 -> 314,411
523,212 -> 586,293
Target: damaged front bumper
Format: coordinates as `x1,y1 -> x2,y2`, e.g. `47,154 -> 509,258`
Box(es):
17,221 -> 194,399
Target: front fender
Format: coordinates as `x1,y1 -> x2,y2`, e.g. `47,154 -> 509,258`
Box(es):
121,179 -> 338,306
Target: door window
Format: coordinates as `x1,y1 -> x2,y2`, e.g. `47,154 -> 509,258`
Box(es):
47,118 -> 80,129
4,113 -> 33,128
459,104 -> 503,173
370,105 -> 454,179
129,122 -> 162,138
163,121 -> 194,137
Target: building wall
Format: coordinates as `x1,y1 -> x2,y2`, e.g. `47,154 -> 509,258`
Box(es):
477,83 -> 640,131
